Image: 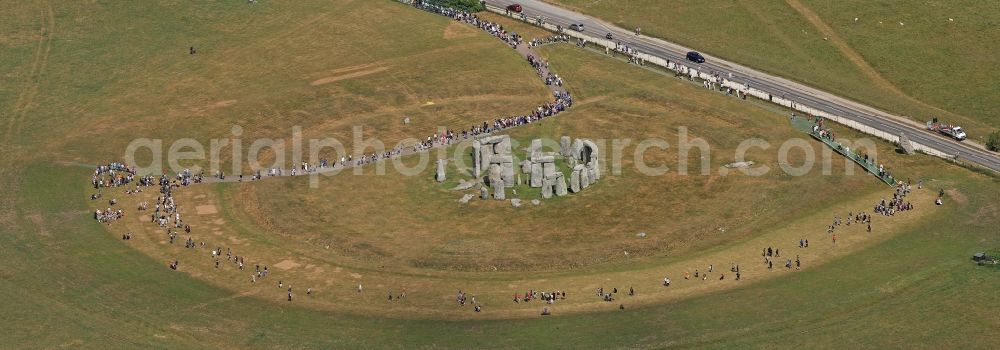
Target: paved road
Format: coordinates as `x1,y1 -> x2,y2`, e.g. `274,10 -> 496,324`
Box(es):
486,0 -> 1000,171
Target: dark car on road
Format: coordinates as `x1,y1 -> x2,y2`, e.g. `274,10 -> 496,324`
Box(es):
506,4 -> 522,13
686,51 -> 706,63
569,23 -> 585,31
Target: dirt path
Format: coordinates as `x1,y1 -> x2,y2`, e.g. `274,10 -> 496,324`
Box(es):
4,0 -> 53,148
0,1 -> 53,229
736,0 -> 811,62
109,175 -> 937,320
91,7 -> 945,320
516,41 -> 567,95
783,0 -> 956,118
309,66 -> 389,86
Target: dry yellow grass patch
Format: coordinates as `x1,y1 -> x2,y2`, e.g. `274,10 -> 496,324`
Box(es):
97,177 -> 936,319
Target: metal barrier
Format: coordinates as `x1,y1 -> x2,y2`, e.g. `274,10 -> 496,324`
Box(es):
479,3 -> 957,161
791,117 -> 894,185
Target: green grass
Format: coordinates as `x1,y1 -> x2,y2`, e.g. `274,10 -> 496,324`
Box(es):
1,0 -> 999,348
545,0 -> 1000,139
236,43 -> 882,275
1,0 -> 551,171
5,147 -> 999,348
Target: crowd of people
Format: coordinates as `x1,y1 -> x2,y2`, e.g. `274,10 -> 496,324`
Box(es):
91,162 -> 137,188
87,2 -> 946,317
809,116 -> 896,183
246,87 -> 571,175
94,206 -> 125,224
179,1 -> 576,180
595,286 -> 632,302
92,163 -> 153,223
84,4 -> 587,311
92,161 -> 288,301
346,57 -> 573,166
876,182 -> 916,215
530,34 -> 571,48
514,289 -> 566,305
88,153 -> 930,314
760,247 -> 801,271
416,2 -> 522,48
680,262 -> 741,282
823,180 -> 921,249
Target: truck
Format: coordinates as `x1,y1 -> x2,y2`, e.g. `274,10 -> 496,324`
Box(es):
926,118 -> 967,141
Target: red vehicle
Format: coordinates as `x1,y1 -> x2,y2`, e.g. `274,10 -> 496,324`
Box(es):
507,4 -> 522,13
926,119 -> 967,141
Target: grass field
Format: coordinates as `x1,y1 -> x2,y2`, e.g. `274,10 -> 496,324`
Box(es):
1,0 -> 551,171
2,0 -> 999,348
238,43 -> 885,274
94,43 -> 922,318
545,0 -> 1000,139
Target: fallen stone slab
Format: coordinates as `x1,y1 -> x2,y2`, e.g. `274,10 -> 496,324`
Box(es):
459,194 -> 474,203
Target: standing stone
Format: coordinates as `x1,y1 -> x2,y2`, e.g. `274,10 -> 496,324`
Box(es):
560,136 -> 572,157
472,141 -> 482,177
570,169 -> 581,193
479,146 -> 494,179
530,139 -> 543,157
496,137 -> 512,155
581,139 -> 600,180
493,182 -> 506,200
489,164 -> 505,200
542,162 -> 556,179
480,185 -> 489,200
435,159 -> 447,182
555,173 -> 568,196
488,164 -> 502,185
517,173 -> 522,186
541,177 -> 554,199
530,162 -> 543,187
588,166 -> 598,184
483,151 -> 496,177
521,160 -> 532,174
580,168 -> 591,189
571,139 -> 584,160
502,162 -> 515,186
490,155 -> 515,187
